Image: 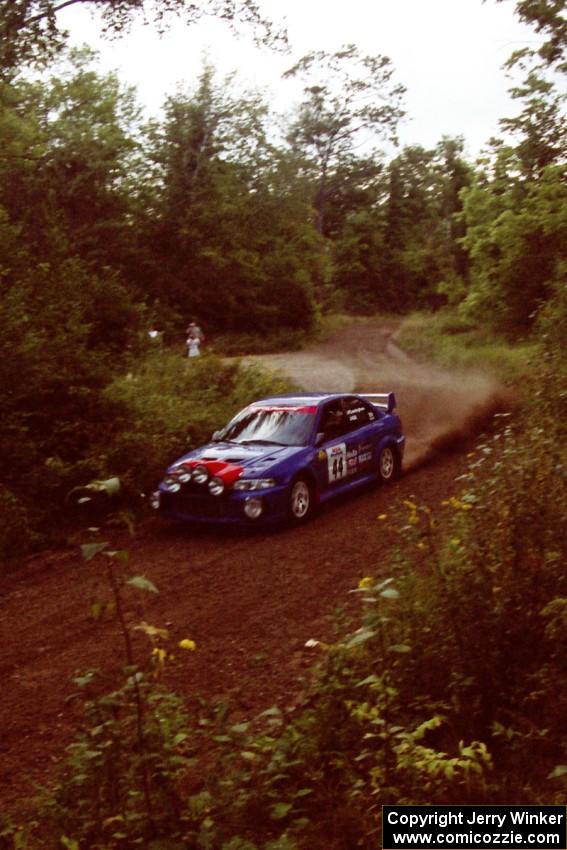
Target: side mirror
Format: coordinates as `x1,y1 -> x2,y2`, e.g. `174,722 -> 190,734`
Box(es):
211,430 -> 222,442
315,432 -> 326,446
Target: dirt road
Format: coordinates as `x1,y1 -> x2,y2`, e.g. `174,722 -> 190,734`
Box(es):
0,320 -> 509,812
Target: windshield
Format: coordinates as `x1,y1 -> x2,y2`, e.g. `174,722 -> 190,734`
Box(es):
220,405 -> 316,447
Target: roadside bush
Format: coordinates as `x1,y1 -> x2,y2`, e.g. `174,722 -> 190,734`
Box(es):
369,311 -> 566,807
537,274 -> 567,354
187,575 -> 494,850
45,672 -> 192,848
25,543 -> 300,850
0,260 -> 142,545
535,276 -> 567,422
396,415 -> 565,794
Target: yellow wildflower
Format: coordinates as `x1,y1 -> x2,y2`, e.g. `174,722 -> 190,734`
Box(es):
358,576 -> 374,589
152,647 -> 167,676
377,513 -> 388,521
179,638 -> 197,651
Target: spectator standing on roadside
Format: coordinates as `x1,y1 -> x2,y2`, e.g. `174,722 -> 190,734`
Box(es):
186,320 -> 205,358
187,334 -> 200,357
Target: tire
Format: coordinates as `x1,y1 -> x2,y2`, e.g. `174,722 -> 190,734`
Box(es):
288,477 -> 313,523
377,445 -> 400,483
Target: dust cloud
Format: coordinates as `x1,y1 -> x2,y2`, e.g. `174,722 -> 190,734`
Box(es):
244,320 -> 513,469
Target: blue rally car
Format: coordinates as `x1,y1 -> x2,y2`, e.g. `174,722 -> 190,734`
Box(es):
151,392 -> 405,526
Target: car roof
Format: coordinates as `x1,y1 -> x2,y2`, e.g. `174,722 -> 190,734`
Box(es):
253,393 -> 353,408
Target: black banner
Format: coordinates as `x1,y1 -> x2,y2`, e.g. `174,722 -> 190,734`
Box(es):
383,805 -> 567,849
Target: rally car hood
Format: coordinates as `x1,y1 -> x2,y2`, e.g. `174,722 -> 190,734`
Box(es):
170,441 -> 305,478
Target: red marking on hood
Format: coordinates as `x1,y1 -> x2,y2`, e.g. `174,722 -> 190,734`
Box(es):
181,459 -> 243,485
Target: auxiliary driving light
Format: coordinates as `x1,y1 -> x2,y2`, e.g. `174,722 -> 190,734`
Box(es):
192,464 -> 209,484
243,497 -> 263,519
164,476 -> 181,492
208,476 -> 225,496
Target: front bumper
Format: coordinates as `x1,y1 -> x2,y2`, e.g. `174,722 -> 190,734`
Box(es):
155,482 -> 290,526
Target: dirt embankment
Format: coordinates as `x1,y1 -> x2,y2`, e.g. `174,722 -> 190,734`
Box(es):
0,320 -> 512,813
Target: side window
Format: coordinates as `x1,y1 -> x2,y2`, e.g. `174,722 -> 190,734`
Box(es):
343,398 -> 374,431
320,397 -> 375,441
320,401 -> 345,441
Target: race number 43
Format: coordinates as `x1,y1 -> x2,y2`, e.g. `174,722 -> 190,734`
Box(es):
327,443 -> 347,483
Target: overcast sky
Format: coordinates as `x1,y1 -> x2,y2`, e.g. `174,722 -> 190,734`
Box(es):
63,0 -> 536,158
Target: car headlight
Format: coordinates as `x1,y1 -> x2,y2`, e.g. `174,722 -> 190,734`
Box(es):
208,476 -> 225,496
177,468 -> 192,483
233,478 -> 276,491
192,464 -> 209,484
150,491 -> 161,509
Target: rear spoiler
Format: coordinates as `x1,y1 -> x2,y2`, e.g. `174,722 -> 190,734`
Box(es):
360,392 -> 397,414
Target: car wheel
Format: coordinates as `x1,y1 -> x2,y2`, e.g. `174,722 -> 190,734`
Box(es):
288,477 -> 313,522
378,445 -> 400,483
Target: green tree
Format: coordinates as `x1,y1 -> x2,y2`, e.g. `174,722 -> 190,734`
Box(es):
457,0 -> 566,334
499,70 -> 566,179
460,161 -> 566,333
0,56 -> 142,539
284,44 -> 405,238
496,0 -> 566,71
493,0 -> 565,178
436,136 -> 471,283
143,65 -> 318,331
0,0 -> 287,77
41,48 -> 143,272
337,138 -> 470,311
331,137 -> 472,313
0,47 -> 143,274
333,207 -> 392,312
